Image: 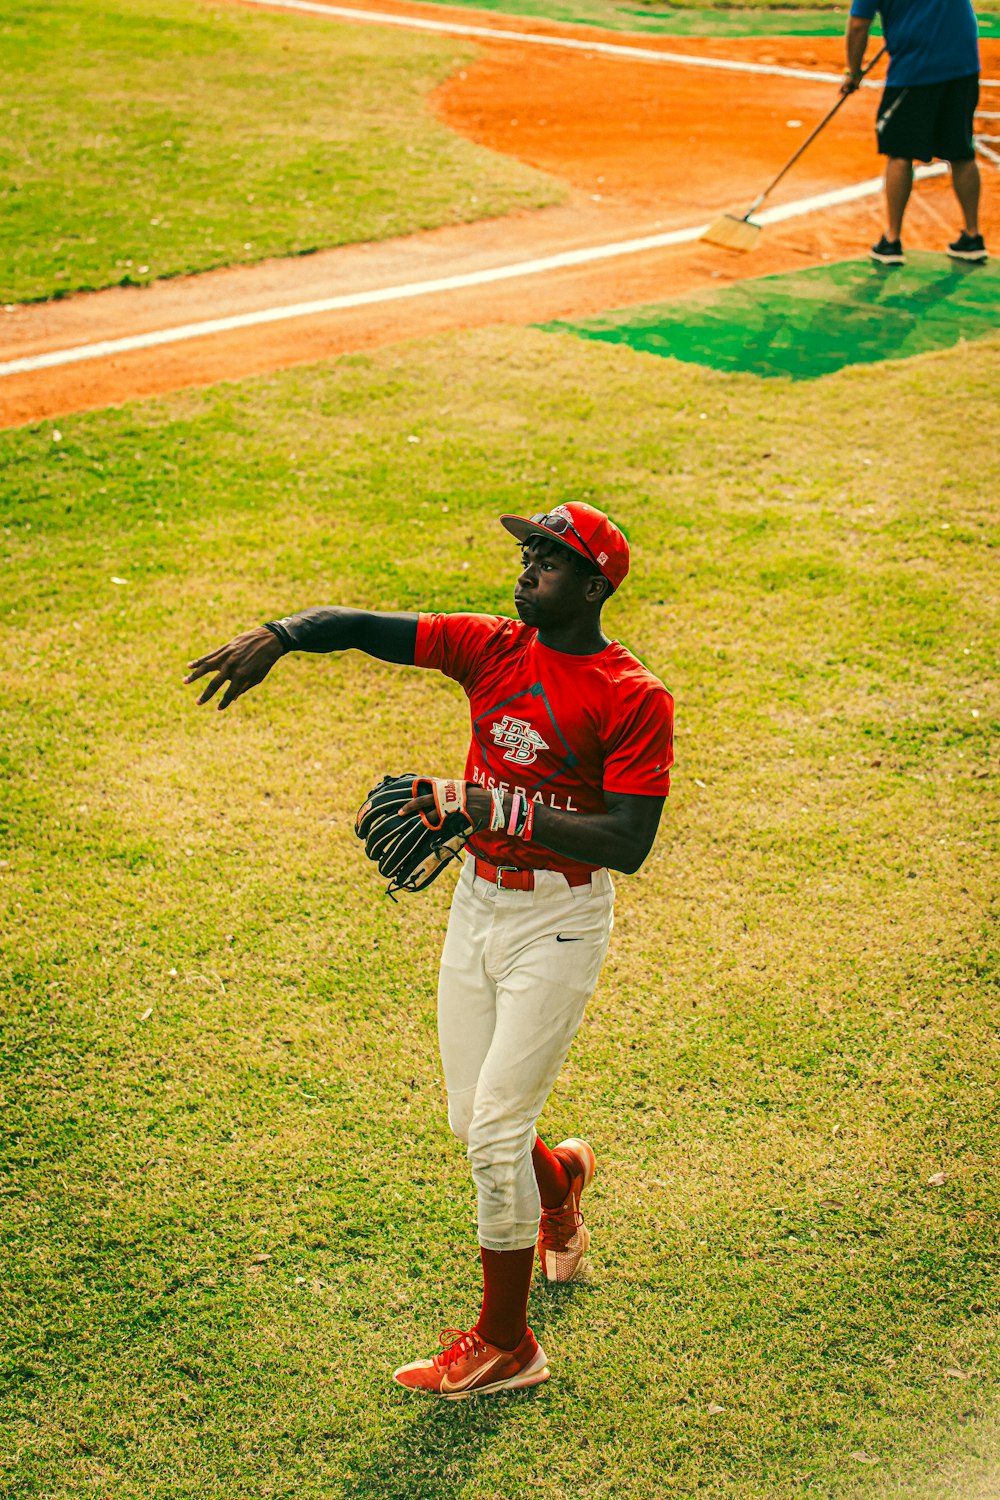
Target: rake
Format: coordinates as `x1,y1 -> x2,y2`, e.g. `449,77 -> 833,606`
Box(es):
701,46 -> 887,252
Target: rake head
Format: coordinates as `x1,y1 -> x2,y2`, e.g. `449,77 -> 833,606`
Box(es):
700,213 -> 763,252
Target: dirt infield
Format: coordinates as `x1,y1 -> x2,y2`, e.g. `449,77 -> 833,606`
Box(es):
1,0 -> 997,427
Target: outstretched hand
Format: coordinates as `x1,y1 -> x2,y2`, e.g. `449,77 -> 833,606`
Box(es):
184,626 -> 285,710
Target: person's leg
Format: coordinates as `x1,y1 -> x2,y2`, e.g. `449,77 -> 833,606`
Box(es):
394,873 -> 613,1395
532,1134 -> 571,1208
437,871 -> 583,1212
932,76 -> 987,257
874,80 -> 930,252
395,868 -> 537,1391
475,1246 -> 536,1349
951,158 -> 981,233
436,865 -> 500,1149
436,867 -> 577,1350
884,157 -> 914,241
467,875 -> 615,1347
536,1137 -> 597,1283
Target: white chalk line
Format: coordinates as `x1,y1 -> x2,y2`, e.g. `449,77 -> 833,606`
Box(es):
238,1 -> 1000,87
0,166 -> 950,382
235,0 -> 868,86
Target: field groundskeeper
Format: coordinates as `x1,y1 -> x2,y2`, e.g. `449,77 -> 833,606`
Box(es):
843,0 -> 988,265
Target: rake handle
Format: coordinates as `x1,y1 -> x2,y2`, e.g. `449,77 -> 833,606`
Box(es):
745,45 -> 887,218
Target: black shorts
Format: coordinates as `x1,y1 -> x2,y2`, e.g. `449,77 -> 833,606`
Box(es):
876,73 -> 979,162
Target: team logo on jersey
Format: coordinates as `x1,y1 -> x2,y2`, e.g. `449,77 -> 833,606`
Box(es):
490,714 -> 549,766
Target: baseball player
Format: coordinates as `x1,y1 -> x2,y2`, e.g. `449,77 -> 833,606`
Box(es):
186,502 -> 674,1398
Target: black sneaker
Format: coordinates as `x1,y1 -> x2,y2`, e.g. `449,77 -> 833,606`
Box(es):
870,235 -> 904,265
947,230 -> 988,263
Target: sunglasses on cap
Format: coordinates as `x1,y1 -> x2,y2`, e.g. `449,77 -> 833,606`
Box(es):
528,511 -> 601,567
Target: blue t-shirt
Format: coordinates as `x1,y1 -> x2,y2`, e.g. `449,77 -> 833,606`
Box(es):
850,0 -> 980,85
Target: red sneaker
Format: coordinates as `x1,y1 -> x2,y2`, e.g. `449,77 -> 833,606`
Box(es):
393,1326 -> 549,1399
537,1137 -> 596,1283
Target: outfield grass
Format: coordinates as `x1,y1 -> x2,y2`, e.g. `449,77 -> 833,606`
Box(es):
0,0 -> 561,305
2,326 -> 998,1497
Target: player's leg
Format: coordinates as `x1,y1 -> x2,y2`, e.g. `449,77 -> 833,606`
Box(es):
467,872 -> 615,1340
536,1135 -> 598,1284
528,881 -> 614,1276
531,1134 -> 571,1206
394,870 -> 612,1396
395,865 -> 539,1398
435,861 -> 500,1148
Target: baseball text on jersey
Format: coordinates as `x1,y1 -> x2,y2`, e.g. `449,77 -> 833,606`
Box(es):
415,612 -> 673,876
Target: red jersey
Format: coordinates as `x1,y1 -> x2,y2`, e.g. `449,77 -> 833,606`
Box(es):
415,612 -> 674,877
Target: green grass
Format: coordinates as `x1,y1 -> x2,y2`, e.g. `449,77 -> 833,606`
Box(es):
0,0 -> 561,305
544,255 -> 1000,380
2,329 -> 999,1498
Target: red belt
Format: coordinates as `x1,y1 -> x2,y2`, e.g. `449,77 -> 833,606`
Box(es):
473,857 -> 592,891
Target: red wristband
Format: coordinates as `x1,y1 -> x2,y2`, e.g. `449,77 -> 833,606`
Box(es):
521,798 -> 535,842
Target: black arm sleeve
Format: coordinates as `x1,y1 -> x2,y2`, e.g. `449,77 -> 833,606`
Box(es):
269,608 -> 418,665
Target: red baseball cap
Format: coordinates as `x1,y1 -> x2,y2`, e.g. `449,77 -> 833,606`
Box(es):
499,502 -> 630,592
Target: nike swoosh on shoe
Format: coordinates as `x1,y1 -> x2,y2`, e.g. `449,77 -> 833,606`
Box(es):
440,1352 -> 505,1394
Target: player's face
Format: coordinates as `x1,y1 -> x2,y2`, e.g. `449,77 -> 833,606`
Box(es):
513,539 -> 595,628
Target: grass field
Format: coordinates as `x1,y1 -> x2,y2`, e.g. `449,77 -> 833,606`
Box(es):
4,0 -> 999,1492
2,324 -> 998,1498
0,0 -> 561,305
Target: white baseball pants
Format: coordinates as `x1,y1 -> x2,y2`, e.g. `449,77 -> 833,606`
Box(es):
437,860 -> 615,1252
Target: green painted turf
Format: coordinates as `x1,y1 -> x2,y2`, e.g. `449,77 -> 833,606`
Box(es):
542,254 -> 1000,380
0,0 -> 561,304
391,0 -> 1000,39
2,328 -> 998,1498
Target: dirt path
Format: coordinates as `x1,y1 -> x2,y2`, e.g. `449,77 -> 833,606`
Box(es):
2,1 -> 996,428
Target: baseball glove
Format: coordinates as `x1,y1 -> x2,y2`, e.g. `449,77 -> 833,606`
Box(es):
355,774 -> 478,898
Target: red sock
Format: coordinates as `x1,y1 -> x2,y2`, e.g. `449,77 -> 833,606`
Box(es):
474,1246 -> 535,1351
532,1135 -> 571,1209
